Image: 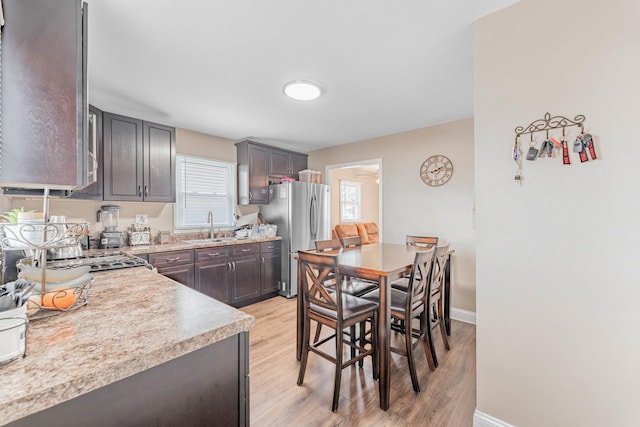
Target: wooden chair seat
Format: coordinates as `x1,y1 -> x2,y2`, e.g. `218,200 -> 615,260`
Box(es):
310,294 -> 379,319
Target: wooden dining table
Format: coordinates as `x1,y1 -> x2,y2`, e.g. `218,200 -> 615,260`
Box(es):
296,242 -> 447,411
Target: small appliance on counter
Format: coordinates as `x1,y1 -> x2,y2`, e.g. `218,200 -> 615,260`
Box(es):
97,205 -> 124,249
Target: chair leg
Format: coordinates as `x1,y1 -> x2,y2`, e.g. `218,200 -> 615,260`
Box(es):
332,323 -> 344,412
420,312 -> 436,371
372,312 -> 379,380
438,299 -> 450,351
297,313 -> 311,386
350,325 -> 356,361
405,317 -> 420,393
427,306 -> 439,368
358,321 -> 366,367
313,322 -> 322,344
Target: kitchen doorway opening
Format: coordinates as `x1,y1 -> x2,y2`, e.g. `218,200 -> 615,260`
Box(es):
325,159 -> 382,237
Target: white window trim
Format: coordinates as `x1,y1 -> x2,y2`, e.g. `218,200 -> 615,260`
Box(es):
174,154 -> 236,232
339,179 -> 362,223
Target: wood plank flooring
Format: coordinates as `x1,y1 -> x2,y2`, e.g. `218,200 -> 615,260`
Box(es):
241,297 -> 476,427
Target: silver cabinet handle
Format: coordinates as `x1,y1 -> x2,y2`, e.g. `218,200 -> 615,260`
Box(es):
249,192 -> 253,201
267,245 -> 275,249
144,185 -> 149,197
166,257 -> 180,262
227,262 -> 232,271
208,252 -> 220,256
260,256 -> 264,264
241,248 -> 251,252
138,185 -> 142,197
231,261 -> 236,271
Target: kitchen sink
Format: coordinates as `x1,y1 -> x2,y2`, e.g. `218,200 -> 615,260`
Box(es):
183,237 -> 237,244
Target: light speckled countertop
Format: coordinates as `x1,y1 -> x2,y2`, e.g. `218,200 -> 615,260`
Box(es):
0,267 -> 255,426
83,236 -> 281,257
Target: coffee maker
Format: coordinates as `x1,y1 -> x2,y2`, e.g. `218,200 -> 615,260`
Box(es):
98,205 -> 124,248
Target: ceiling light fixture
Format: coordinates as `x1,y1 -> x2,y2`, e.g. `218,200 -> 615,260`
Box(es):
283,80 -> 323,101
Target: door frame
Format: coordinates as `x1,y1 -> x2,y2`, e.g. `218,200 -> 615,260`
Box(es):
325,158 -> 383,238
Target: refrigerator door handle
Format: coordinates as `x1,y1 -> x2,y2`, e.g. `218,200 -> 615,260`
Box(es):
310,194 -> 317,239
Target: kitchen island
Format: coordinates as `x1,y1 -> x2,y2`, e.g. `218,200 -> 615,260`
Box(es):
0,267 -> 255,426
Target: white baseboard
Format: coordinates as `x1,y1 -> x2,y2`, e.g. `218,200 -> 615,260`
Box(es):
451,307 -> 476,325
473,410 -> 514,427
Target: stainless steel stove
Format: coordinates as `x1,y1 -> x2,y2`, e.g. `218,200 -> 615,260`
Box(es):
46,251 -> 150,272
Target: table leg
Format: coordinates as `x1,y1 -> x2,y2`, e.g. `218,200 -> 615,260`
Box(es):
444,253 -> 452,336
378,275 -> 390,410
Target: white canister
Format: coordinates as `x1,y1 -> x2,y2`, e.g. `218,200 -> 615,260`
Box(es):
0,304 -> 27,364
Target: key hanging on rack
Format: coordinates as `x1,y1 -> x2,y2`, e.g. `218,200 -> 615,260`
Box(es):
513,135 -> 523,182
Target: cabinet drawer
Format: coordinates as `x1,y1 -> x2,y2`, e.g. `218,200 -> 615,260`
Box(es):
233,243 -> 260,256
149,250 -> 194,267
260,241 -> 281,253
195,246 -> 231,262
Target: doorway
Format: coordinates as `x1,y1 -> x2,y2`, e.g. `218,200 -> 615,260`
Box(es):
325,158 -> 382,235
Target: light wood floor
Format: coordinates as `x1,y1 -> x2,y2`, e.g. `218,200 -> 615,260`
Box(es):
241,296 -> 476,427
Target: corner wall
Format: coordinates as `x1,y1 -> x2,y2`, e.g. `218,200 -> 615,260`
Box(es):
474,0 -> 640,425
309,118 -> 476,312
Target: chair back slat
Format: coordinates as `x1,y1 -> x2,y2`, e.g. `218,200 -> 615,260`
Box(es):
403,248 -> 435,315
430,243 -> 450,297
406,235 -> 439,248
298,250 -> 342,312
315,238 -> 343,252
340,236 -> 362,248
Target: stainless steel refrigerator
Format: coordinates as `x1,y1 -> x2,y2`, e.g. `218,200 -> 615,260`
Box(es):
260,181 -> 331,298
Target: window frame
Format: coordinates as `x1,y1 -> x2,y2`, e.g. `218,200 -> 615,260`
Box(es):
339,179 -> 362,223
173,154 -> 237,232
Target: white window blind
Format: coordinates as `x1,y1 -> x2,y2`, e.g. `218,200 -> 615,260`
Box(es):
340,180 -> 361,222
174,155 -> 236,230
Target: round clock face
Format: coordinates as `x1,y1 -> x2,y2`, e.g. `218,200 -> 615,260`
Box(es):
420,155 -> 454,187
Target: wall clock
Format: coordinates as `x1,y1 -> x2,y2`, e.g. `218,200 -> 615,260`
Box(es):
420,155 -> 454,187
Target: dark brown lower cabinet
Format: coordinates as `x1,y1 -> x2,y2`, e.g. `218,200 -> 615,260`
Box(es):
156,263 -> 196,289
147,241 -> 281,307
195,259 -> 232,304
7,333 -> 250,427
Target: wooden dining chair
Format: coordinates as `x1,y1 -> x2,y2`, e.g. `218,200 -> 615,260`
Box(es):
312,238 -> 377,350
360,247 -> 436,392
427,243 -> 451,368
340,236 -> 362,248
297,250 -> 379,412
406,235 -> 439,248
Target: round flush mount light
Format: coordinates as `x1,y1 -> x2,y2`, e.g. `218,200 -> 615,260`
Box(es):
283,80 -> 323,101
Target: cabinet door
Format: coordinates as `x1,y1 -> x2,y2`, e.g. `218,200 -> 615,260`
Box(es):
196,260 -> 231,304
69,104 -> 104,200
143,121 -> 176,202
103,113 -> 144,201
290,153 -> 308,180
157,264 -> 196,289
1,0 -> 87,189
261,251 -> 281,295
248,144 -> 269,204
231,255 -> 261,305
269,149 -> 290,177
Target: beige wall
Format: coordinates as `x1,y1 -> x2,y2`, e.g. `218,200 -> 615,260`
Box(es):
474,0 -> 640,425
310,118 -> 476,312
329,168 -> 379,228
4,128 -> 238,239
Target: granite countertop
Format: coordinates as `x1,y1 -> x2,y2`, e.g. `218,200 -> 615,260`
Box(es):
0,267 -> 255,425
83,236 -> 282,257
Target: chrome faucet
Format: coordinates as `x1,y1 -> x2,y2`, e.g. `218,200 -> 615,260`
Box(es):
207,211 -> 215,239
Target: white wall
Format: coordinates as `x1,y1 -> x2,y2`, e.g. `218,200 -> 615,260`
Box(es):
310,118 -> 476,312
474,0 -> 640,425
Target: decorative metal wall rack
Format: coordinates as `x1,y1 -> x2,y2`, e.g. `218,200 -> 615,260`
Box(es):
512,112 -> 595,183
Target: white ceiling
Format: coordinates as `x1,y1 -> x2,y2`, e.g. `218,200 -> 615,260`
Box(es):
87,0 -> 517,152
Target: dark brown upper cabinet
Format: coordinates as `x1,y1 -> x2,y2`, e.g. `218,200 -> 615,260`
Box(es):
236,140 -> 308,205
0,0 -> 90,190
103,113 -> 176,202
